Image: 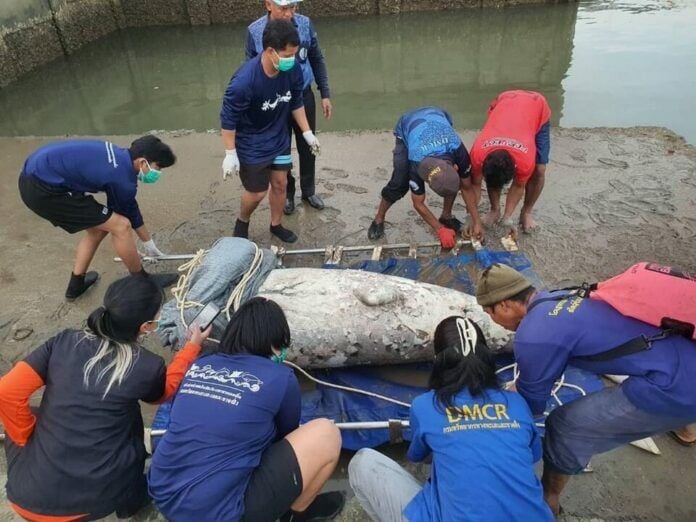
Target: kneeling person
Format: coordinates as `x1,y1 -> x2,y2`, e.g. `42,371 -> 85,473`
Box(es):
18,135 -> 179,299
368,106 -> 482,248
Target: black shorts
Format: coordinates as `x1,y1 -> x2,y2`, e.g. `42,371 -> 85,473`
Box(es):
243,438 -> 303,521
18,174 -> 112,234
240,152 -> 293,193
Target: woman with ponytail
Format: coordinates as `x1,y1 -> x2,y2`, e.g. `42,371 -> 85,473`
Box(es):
349,316 -> 553,522
0,275 -> 208,521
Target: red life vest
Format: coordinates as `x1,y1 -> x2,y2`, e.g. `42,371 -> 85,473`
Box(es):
470,90 -> 551,183
591,262 -> 696,340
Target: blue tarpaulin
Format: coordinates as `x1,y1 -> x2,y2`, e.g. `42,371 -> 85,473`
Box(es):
152,249 -> 601,451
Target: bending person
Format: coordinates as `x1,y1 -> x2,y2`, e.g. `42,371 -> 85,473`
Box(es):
149,297 -> 345,522
18,135 -> 179,299
475,264 -> 696,515
469,90 -> 551,233
222,19 -> 321,244
348,316 -> 552,522
368,106 -> 483,247
246,0 -> 332,214
0,275 -> 205,520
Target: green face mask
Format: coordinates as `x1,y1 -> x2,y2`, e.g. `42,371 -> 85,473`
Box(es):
273,50 -> 296,72
271,348 -> 289,364
138,160 -> 161,184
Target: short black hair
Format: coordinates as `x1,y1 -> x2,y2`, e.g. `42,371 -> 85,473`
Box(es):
262,19 -> 300,51
482,150 -> 514,189
216,297 -> 291,357
129,135 -> 176,168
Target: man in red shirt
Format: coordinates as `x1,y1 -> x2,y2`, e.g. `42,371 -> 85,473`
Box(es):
467,91 -> 551,233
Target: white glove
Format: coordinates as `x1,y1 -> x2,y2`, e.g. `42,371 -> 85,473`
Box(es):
141,239 -> 164,258
302,131 -> 321,156
222,149 -> 239,180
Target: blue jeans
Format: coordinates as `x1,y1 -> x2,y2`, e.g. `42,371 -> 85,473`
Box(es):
543,385 -> 692,475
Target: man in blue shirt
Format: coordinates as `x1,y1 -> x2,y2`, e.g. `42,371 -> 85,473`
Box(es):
221,19 -> 320,244
367,107 -> 483,249
476,263 -> 696,515
18,136 -> 179,299
246,0 -> 332,215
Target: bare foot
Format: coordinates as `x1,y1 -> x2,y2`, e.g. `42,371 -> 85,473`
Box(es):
519,212 -> 538,233
672,426 -> 696,444
483,209 -> 501,227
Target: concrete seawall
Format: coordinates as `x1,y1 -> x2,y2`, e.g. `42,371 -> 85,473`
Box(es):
0,0 -> 574,88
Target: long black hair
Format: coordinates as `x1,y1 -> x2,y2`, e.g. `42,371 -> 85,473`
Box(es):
215,297 -> 291,357
83,275 -> 164,397
429,316 -> 500,414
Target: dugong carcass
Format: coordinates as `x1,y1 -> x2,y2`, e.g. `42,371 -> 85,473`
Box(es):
257,268 -> 513,368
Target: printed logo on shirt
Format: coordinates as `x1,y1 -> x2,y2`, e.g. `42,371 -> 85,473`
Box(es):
416,121 -> 460,157
262,91 -> 292,112
548,296 -> 583,316
185,363 -> 263,392
442,403 -> 521,433
104,141 -> 119,168
482,137 -> 528,154
299,47 -> 308,61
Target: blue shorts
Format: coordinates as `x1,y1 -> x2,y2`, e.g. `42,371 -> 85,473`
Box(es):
543,385 -> 692,475
535,122 -> 551,165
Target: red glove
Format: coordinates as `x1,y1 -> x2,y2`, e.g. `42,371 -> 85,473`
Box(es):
437,227 -> 457,249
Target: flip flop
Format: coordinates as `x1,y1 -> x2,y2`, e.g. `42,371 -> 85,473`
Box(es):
668,430 -> 696,447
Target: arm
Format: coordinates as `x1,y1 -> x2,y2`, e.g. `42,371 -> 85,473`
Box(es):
222,129 -> 236,151
0,339 -> 54,446
406,407 -> 430,462
144,342 -> 201,404
0,362 -> 44,446
515,339 -> 568,416
307,21 -> 330,99
134,224 -> 151,243
501,178 -> 527,224
291,107 -> 311,134
290,67 -> 309,132
275,374 -> 301,440
459,177 -> 483,234
244,30 -> 258,61
411,193 -> 442,234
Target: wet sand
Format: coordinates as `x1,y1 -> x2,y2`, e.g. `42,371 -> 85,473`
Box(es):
0,127 -> 695,520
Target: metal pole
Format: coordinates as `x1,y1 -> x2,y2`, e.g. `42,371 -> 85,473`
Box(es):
114,240 -> 471,263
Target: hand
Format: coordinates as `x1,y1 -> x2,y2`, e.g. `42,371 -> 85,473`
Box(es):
187,324 -> 212,346
141,239 -> 164,258
302,131 -> 321,156
222,149 -> 239,180
465,220 -> 485,242
321,98 -> 333,120
501,216 -> 518,239
437,227 -> 457,249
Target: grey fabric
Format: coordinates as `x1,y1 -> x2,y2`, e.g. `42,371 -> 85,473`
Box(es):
158,237 -> 277,349
348,448 -> 422,522
543,385 -> 693,475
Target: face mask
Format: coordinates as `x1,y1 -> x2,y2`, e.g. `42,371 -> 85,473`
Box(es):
273,50 -> 295,72
138,159 -> 161,184
271,348 -> 289,364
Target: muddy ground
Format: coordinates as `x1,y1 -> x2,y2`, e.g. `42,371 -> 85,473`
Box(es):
0,127 -> 695,520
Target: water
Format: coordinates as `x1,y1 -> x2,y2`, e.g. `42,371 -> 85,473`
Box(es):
0,0 -> 694,142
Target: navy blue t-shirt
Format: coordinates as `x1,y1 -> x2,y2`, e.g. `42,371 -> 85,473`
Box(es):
22,140 -> 143,228
148,353 -> 301,522
220,56 -> 304,165
516,291 -> 696,417
404,388 -> 552,522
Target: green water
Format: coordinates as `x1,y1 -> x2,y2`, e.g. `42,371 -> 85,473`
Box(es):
0,1 -> 694,142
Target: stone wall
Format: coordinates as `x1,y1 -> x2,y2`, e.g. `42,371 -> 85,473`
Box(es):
0,0 -> 575,87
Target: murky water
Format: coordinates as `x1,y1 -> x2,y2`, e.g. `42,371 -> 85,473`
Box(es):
0,0 -> 694,142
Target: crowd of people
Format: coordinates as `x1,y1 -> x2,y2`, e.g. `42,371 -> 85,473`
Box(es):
3,0 -> 695,520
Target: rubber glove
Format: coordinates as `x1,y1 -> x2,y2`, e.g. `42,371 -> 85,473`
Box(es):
302,131 -> 321,156
437,227 -> 457,249
141,239 -> 164,258
222,149 -> 239,180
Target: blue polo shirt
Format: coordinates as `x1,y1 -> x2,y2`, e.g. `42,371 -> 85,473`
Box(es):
394,107 -> 465,164
220,55 -> 304,165
404,388 -> 552,522
148,353 -> 301,522
516,291 -> 696,417
246,14 -> 330,98
21,140 -> 143,228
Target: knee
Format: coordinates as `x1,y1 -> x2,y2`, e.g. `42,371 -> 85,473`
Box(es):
348,448 -> 379,479
109,214 -> 132,236
271,176 -> 288,193
246,190 -> 267,203
381,186 -> 405,205
306,418 -> 342,460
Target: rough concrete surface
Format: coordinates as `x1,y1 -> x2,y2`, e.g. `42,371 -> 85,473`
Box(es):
0,127 -> 694,520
